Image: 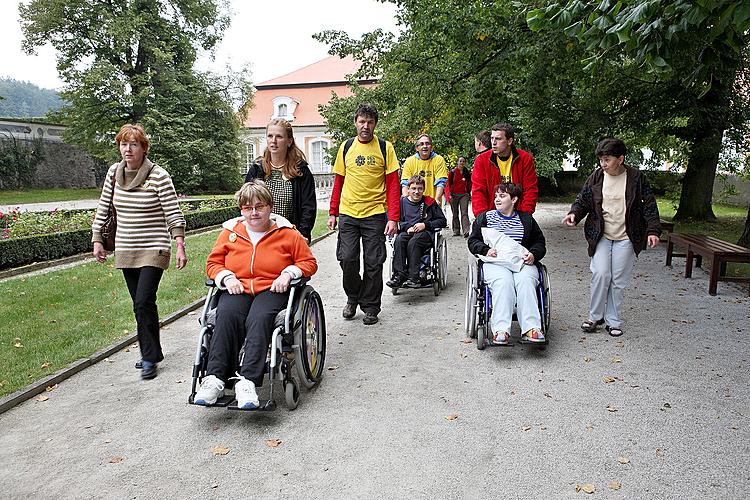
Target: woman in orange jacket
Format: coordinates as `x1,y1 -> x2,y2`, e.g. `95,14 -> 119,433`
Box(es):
195,180 -> 317,409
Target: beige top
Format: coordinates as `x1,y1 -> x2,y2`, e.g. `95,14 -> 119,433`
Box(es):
602,169 -> 628,241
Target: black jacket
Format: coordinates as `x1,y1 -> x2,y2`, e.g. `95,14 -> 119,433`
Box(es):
397,195 -> 447,233
245,160 -> 317,240
568,165 -> 661,257
467,210 -> 546,262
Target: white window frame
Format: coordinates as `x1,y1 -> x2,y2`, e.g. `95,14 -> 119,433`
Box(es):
271,96 -> 298,122
242,142 -> 256,174
310,139 -> 330,173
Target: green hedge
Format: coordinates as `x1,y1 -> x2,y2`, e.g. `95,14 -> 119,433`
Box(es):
0,206 -> 240,270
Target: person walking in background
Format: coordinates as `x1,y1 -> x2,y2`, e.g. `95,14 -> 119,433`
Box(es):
472,123 -> 538,216
400,134 -> 448,206
447,156 -> 472,237
474,130 -> 491,155
327,103 -> 400,325
92,124 -> 186,380
562,137 -> 661,338
244,118 -> 316,242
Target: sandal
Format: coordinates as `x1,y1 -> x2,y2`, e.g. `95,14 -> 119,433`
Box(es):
581,318 -> 605,333
606,325 -> 623,337
521,329 -> 546,343
492,331 -> 510,345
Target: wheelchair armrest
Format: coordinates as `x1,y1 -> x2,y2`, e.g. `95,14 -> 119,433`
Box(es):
205,279 -> 216,287
290,276 -> 310,287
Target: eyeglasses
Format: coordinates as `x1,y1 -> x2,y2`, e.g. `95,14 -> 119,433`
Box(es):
240,203 -> 270,212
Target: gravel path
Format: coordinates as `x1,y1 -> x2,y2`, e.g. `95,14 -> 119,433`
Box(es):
1,203 -> 748,498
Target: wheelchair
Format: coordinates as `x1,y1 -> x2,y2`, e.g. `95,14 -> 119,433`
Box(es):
386,228 -> 448,296
188,277 -> 326,411
464,255 -> 551,350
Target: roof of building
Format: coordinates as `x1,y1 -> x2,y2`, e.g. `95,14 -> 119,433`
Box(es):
257,55 -> 368,87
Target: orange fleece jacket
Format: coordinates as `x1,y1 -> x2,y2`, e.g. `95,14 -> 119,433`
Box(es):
206,216 -> 318,296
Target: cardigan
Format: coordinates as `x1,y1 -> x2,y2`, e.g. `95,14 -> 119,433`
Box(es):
92,158 -> 185,269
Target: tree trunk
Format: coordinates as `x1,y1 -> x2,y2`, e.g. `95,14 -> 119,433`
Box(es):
738,204 -> 750,248
673,127 -> 721,221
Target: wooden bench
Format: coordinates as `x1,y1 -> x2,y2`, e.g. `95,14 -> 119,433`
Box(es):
666,233 -> 750,295
660,219 -> 674,242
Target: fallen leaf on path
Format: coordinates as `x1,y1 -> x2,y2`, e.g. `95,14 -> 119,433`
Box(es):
583,356 -> 592,362
615,341 -> 625,348
606,405 -> 618,412
603,376 -> 616,383
108,456 -> 123,463
544,392 -> 552,398
35,395 -> 49,402
460,338 -> 472,344
436,336 -> 444,340
211,483 -> 218,489
656,448 -> 665,458
211,445 -> 230,456
45,384 -> 58,392
521,425 -> 531,431
444,413 -> 459,421
582,483 -> 596,494
175,379 -> 186,384
265,439 -> 282,448
327,365 -> 338,371
617,456 -> 630,464
586,424 -> 594,431
608,481 -> 622,490
41,362 -> 52,369
575,484 -> 581,493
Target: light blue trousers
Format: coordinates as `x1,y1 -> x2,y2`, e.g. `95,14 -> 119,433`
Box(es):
589,238 -> 636,328
483,262 -> 541,335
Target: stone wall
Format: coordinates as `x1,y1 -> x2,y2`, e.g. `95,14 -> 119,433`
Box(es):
30,140 -> 108,189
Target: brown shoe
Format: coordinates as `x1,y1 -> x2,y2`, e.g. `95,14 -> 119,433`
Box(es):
363,313 -> 378,325
343,303 -> 356,320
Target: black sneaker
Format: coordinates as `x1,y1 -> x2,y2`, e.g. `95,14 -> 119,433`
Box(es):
386,276 -> 404,288
363,313 -> 378,325
343,303 -> 356,319
141,361 -> 158,380
403,278 -> 420,288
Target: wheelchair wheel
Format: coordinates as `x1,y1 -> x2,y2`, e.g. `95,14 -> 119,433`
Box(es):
284,378 -> 300,410
391,286 -> 399,295
476,320 -> 487,350
464,263 -> 478,338
433,273 -> 441,296
295,288 -> 327,389
438,237 -> 448,290
539,264 -> 551,336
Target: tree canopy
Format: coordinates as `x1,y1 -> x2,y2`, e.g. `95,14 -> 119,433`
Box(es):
19,0 -> 250,193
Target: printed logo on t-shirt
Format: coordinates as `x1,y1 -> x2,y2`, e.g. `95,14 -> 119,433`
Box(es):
355,155 -> 378,167
356,155 -> 365,166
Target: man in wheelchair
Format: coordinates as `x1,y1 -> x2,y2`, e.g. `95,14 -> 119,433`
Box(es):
386,175 -> 446,289
194,181 -> 317,409
467,182 -> 546,345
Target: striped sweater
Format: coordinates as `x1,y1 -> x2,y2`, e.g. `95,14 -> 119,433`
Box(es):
92,158 -> 186,269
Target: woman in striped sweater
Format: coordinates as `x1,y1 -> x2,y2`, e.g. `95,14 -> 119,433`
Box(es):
92,124 -> 187,380
467,182 -> 546,345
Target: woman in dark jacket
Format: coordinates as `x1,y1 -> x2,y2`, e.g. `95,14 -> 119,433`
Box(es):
468,182 -> 546,345
244,119 -> 316,241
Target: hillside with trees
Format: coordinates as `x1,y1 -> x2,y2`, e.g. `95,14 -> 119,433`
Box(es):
0,78 -> 64,118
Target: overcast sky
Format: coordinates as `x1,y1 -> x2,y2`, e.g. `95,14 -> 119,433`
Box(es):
0,0 -> 400,90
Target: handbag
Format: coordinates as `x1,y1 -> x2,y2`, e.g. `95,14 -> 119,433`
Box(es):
100,170 -> 117,251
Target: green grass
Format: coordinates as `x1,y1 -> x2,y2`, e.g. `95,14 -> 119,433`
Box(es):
0,188 -> 103,205
0,210 -> 330,397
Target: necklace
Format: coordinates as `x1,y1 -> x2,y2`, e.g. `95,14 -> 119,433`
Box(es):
270,161 -> 286,170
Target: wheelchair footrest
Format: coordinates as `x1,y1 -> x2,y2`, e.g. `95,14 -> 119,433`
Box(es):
227,399 -> 277,412
188,394 -> 234,407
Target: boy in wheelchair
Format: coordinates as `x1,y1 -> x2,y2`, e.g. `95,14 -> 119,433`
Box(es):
467,182 -> 546,345
194,181 -> 317,409
386,175 -> 447,289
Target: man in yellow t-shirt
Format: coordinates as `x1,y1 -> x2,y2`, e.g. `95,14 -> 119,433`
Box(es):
400,134 -> 448,205
327,103 -> 401,325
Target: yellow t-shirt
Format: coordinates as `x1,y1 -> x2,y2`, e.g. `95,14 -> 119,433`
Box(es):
401,154 -> 448,199
333,135 -> 400,218
494,154 -> 513,183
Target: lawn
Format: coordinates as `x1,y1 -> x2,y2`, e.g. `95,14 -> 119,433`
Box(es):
0,188 -> 102,205
0,210 -> 330,398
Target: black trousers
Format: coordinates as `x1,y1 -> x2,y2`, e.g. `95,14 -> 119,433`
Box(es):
392,231 -> 433,280
206,290 -> 289,387
122,267 -> 164,363
336,213 -> 387,315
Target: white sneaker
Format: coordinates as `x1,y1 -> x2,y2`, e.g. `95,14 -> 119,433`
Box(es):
194,375 -> 225,405
233,376 -> 259,409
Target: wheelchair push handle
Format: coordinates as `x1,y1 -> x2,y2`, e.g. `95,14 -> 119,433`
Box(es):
205,276 -> 310,288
